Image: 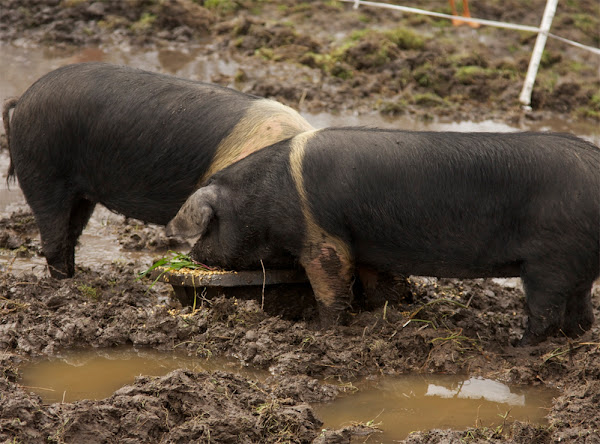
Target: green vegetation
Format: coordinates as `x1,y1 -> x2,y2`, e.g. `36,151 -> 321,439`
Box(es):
539,50 -> 561,68
454,66 -> 491,85
535,71 -> 559,94
98,16 -> 129,31
413,92 -> 446,107
130,12 -> 156,33
255,47 -> 276,61
573,13 -> 600,44
413,62 -> 434,87
300,52 -> 354,79
383,27 -> 426,50
139,251 -> 220,281
204,0 -> 239,14
311,27 -> 427,72
379,99 -> 409,115
61,0 -> 87,6
329,60 -> 354,79
289,2 -> 314,14
581,92 -> 600,118
77,284 -> 99,301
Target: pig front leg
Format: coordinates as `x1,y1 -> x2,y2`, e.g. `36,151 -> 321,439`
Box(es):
301,239 -> 354,328
563,286 -> 595,338
519,257 -> 597,345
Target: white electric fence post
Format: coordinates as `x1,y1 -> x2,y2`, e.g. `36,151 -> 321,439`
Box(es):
518,0 -> 559,109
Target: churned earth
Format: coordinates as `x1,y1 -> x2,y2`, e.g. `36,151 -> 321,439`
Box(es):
1,0 -> 600,443
1,0 -> 599,123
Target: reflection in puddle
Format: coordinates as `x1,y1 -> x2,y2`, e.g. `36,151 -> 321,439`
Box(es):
0,44 -> 239,102
20,348 -> 556,441
426,377 -> 525,405
313,375 -> 555,442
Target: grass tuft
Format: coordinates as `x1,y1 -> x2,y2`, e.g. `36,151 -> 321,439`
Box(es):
138,251 -> 221,290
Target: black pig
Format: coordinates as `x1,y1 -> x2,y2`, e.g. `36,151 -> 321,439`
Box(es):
3,62 -> 313,278
167,128 -> 600,345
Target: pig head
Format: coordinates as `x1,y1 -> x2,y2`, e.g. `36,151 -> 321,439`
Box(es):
166,161 -> 302,272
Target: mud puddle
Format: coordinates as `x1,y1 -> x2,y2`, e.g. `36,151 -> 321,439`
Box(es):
20,347 -> 267,403
314,375 -> 556,442
20,347 -> 556,441
0,43 -> 239,100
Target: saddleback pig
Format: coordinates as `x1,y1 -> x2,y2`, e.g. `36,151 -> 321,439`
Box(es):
3,62 -> 313,278
167,128 -> 600,345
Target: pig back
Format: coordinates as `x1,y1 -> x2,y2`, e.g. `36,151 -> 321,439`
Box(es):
9,62 -> 258,224
300,128 -> 599,277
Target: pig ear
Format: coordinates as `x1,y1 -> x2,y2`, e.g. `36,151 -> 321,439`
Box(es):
166,186 -> 217,238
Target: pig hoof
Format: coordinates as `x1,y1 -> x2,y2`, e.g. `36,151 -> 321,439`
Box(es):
563,313 -> 594,339
563,322 -> 593,339
317,308 -> 349,330
47,263 -> 73,279
517,330 -> 546,347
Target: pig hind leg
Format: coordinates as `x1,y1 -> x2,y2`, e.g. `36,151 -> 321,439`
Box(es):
519,263 -> 568,345
65,198 -> 96,272
519,260 -> 594,345
27,188 -> 95,279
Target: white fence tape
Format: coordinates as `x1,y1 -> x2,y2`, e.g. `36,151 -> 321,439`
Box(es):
341,0 -> 600,108
343,0 -> 600,55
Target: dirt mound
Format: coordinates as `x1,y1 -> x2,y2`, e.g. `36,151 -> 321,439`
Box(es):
1,367 -> 325,443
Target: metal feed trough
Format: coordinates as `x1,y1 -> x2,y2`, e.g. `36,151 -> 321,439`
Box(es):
151,267 -> 315,318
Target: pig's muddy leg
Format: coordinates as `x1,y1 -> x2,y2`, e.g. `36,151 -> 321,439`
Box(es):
302,241 -> 354,328
65,198 -> 96,273
563,285 -> 595,338
25,187 -> 92,279
519,263 -> 569,345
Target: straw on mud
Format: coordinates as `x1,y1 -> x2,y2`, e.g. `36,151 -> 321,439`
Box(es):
137,251 -> 221,291
260,259 -> 266,311
408,297 -> 469,321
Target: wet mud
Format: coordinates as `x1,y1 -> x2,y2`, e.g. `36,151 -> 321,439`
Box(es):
1,0 -> 599,124
20,350 -> 557,441
1,0 -> 600,443
1,263 -> 599,442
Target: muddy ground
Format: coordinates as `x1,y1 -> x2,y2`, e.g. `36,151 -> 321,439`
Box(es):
1,0 -> 599,123
1,0 -> 600,443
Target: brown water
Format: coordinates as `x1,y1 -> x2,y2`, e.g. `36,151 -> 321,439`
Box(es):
19,348 -> 555,441
314,375 -> 555,442
19,348 -> 264,404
